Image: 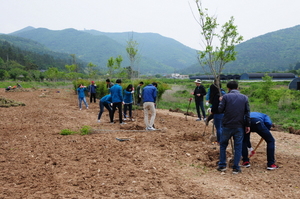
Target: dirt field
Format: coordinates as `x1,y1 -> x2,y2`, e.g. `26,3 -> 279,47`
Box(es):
0,88 -> 299,199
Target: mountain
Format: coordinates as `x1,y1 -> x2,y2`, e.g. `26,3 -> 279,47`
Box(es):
180,25 -> 300,74
0,34 -> 87,71
10,27 -> 198,74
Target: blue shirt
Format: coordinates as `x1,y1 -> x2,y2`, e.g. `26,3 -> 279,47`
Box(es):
142,84 -> 157,103
77,87 -> 87,98
100,94 -> 112,104
250,112 -> 272,130
110,84 -> 123,103
123,90 -> 133,104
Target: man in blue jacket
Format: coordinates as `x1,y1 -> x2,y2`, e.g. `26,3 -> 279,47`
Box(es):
142,82 -> 158,130
110,79 -> 125,124
241,112 -> 278,170
88,81 -> 97,103
217,81 -> 251,174
97,94 -> 112,123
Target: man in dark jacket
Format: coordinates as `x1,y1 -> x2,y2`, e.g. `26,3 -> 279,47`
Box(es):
88,81 -> 97,103
217,81 -> 251,174
191,79 -> 207,121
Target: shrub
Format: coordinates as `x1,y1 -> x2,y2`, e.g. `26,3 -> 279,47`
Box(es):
80,125 -> 93,135
60,129 -> 77,135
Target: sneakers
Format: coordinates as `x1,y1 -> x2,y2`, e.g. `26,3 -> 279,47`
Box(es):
97,120 -> 100,123
146,126 -> 156,131
196,118 -> 201,121
120,122 -> 127,125
232,169 -> 242,174
217,166 -> 227,172
242,161 -> 251,168
86,107 -> 89,109
79,108 -> 82,110
203,118 -> 207,122
123,118 -> 127,121
267,164 -> 279,170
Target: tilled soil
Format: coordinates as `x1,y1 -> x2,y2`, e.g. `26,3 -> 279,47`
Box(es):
0,88 -> 299,199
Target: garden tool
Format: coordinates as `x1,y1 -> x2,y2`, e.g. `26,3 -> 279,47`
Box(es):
249,137 -> 264,158
185,98 -> 193,121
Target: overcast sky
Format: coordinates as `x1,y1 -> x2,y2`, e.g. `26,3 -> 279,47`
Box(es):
1,0 -> 299,50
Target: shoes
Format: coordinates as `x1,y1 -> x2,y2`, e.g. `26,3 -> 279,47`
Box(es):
196,118 -> 201,121
120,122 -> 127,125
97,120 -> 100,123
79,108 -> 82,110
267,164 -> 279,170
217,166 -> 226,172
203,118 -> 207,122
123,118 -> 127,121
242,161 -> 251,168
232,169 -> 242,174
146,126 -> 156,131
86,107 -> 89,109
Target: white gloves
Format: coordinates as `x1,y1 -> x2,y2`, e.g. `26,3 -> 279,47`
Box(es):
205,102 -> 209,106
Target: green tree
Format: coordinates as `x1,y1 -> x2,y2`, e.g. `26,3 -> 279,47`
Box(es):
65,64 -> 77,73
126,36 -> 139,79
261,74 -> 274,105
0,69 -> 10,80
9,68 -> 26,81
195,0 -> 243,94
106,55 -> 123,78
44,67 -> 59,81
86,62 -> 97,78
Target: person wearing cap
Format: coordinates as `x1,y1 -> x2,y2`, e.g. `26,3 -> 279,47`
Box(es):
191,79 -> 207,121
88,81 -> 97,103
110,79 -> 125,124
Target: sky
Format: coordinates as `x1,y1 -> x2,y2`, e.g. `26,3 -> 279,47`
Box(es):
1,0 -> 300,50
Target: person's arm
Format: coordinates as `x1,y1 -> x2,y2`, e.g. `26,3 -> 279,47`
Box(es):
218,96 -> 226,113
264,114 -> 273,130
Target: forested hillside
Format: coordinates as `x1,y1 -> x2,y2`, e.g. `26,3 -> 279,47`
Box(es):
0,35 -> 86,71
11,27 -> 197,74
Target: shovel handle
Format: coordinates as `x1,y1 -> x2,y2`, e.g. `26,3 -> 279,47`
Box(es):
249,137 -> 264,157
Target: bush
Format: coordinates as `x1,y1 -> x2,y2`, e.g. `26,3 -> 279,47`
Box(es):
60,129 -> 77,135
80,125 -> 93,135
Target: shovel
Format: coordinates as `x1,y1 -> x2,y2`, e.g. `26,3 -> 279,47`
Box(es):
185,98 -> 193,121
249,137 -> 264,158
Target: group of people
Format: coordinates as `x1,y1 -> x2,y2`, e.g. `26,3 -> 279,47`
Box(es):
191,79 -> 278,174
77,79 -> 158,131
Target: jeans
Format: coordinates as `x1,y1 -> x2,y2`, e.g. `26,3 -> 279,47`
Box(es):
78,97 -> 88,109
213,113 -> 224,143
98,102 -> 112,120
124,103 -> 133,118
195,100 -> 206,119
242,118 -> 275,166
111,102 -> 123,123
143,102 -> 156,128
219,127 -> 244,170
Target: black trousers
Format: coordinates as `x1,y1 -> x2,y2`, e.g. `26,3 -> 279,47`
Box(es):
90,93 -> 96,103
111,102 -> 123,123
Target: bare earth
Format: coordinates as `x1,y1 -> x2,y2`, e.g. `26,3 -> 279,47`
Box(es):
0,88 -> 299,199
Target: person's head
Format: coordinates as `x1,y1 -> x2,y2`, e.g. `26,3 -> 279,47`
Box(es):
227,81 -> 238,90
91,81 -> 95,84
78,84 -> 83,88
194,79 -> 201,86
106,79 -> 110,84
152,82 -> 157,87
116,79 -> 122,84
139,81 -> 144,86
126,84 -> 133,91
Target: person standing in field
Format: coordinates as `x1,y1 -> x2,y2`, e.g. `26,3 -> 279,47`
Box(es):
136,81 -> 144,106
77,84 -> 89,110
106,79 -> 114,93
191,79 -> 207,121
142,82 -> 158,131
217,80 -> 250,174
110,79 -> 125,124
123,84 -> 134,121
88,81 -> 97,103
97,94 -> 112,123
